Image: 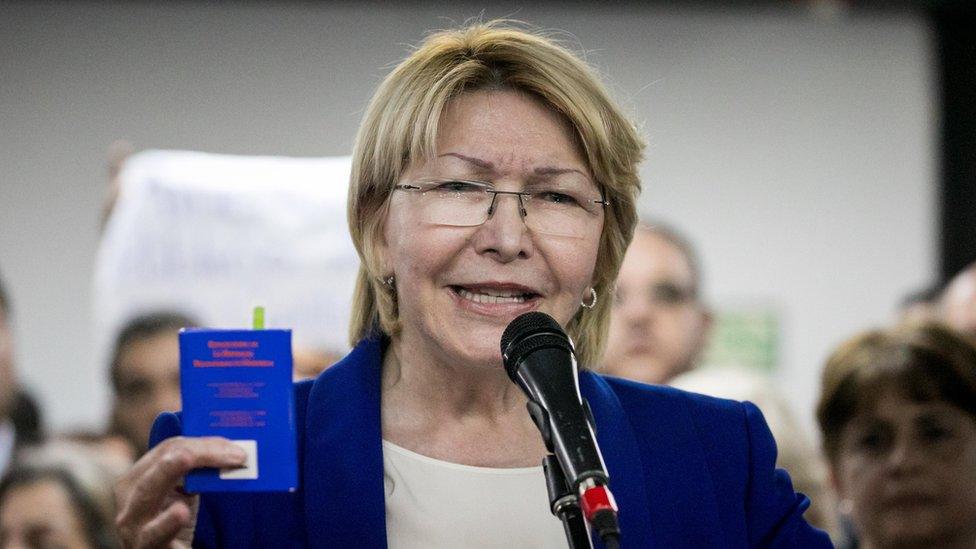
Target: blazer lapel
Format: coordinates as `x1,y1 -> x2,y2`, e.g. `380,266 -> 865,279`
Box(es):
580,372 -> 657,547
303,336 -> 388,548
584,375 -> 729,547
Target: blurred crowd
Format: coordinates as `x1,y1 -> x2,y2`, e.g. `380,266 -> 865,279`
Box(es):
601,223 -> 976,548
1,151 -> 974,548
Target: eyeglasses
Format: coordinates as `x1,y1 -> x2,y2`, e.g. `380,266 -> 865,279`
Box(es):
392,178 -> 609,238
613,282 -> 697,308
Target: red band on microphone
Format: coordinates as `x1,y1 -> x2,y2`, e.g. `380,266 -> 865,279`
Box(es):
579,485 -> 618,522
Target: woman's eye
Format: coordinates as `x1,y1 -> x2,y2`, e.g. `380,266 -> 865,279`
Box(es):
859,433 -> 880,448
434,181 -> 482,193
856,429 -> 890,452
537,191 -> 579,205
920,424 -> 952,444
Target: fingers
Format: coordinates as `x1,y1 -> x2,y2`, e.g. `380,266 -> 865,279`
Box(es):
135,499 -> 192,549
125,436 -> 244,479
133,437 -> 246,503
115,437 -> 246,547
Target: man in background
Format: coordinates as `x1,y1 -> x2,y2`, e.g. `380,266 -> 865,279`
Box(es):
602,222 -> 837,538
602,223 -> 711,385
0,270 -> 43,476
108,311 -> 196,457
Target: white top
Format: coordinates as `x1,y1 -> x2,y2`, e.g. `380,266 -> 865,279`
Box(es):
382,440 -> 568,548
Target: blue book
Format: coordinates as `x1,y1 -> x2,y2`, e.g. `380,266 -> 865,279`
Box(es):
179,328 -> 298,492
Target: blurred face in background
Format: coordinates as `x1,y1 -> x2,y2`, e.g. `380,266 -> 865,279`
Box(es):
111,331 -> 181,454
603,229 -> 710,385
0,478 -> 92,549
831,389 -> 976,548
942,266 -> 976,342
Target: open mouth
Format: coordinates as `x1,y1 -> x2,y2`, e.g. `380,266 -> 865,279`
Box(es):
450,285 -> 539,305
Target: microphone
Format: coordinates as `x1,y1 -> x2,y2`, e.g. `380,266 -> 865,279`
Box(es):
500,311 -> 620,544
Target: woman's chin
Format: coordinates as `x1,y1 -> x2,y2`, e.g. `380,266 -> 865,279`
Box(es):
455,342 -> 507,371
873,510 -> 950,547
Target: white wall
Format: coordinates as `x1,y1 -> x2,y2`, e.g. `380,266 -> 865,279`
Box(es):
0,2 -> 936,437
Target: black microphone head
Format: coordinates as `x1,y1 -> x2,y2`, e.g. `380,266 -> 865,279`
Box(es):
500,311 -> 563,353
500,312 -> 573,377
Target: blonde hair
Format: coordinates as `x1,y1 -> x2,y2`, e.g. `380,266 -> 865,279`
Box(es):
347,21 -> 644,367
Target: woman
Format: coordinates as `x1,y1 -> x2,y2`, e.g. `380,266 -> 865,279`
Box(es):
115,22 -> 829,547
817,322 -> 976,549
0,451 -> 120,548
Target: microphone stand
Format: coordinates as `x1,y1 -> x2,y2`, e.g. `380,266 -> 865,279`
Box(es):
542,454 -> 592,549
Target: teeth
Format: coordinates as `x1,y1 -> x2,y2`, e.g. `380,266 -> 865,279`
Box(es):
457,288 -> 528,304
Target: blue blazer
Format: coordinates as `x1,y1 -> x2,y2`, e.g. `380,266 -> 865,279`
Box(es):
151,335 -> 831,548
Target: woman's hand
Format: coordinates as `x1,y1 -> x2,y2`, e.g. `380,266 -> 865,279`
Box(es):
114,437 -> 247,548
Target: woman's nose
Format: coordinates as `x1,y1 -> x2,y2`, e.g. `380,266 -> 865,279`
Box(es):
472,193 -> 533,262
887,434 -> 926,475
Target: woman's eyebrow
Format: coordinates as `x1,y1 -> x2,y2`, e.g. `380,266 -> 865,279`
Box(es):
439,152 -> 494,171
914,410 -> 955,425
438,152 -> 587,178
533,166 -> 587,178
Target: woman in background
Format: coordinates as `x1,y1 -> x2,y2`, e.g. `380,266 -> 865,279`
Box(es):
818,322 -> 976,549
0,443 -> 120,549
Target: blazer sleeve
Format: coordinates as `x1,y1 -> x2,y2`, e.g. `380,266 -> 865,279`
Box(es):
740,401 -> 832,548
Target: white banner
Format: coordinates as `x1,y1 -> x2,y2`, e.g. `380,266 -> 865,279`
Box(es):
93,150 -> 359,368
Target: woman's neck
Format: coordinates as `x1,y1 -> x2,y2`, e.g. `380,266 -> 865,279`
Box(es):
379,333 -> 547,468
